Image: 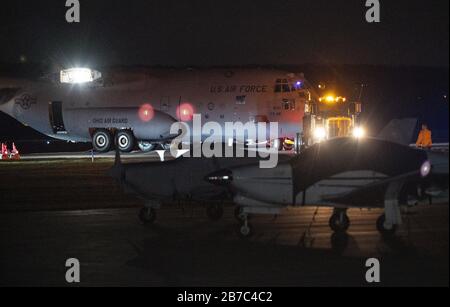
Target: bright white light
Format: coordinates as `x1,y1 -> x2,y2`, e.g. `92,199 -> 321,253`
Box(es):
60,68 -> 101,84
420,160 -> 431,177
314,127 -> 327,141
353,127 -> 366,139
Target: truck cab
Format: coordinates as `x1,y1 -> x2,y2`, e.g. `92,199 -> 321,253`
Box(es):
302,94 -> 362,147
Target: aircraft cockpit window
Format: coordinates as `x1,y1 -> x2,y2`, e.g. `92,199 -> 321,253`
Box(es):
274,79 -> 291,93
0,88 -> 20,104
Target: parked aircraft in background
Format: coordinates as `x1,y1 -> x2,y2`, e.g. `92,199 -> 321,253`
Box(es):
0,67 -> 313,152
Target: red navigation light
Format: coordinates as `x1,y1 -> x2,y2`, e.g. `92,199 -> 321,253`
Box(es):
177,103 -> 194,122
138,104 -> 155,122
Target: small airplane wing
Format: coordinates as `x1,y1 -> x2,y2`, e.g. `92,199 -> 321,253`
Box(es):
321,170 -> 422,207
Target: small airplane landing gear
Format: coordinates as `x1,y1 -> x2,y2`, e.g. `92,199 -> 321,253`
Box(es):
376,214 -> 397,236
206,203 -> 224,221
329,209 -> 350,233
238,213 -> 253,238
234,206 -> 244,221
139,207 -> 157,225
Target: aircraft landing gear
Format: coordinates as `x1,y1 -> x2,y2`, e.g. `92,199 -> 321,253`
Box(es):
139,207 -> 157,225
329,209 -> 350,233
376,214 -> 397,236
234,206 -> 244,221
206,203 -> 224,221
116,130 -> 135,153
92,129 -> 113,153
238,213 -> 253,238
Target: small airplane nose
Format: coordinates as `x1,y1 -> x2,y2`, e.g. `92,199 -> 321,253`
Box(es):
205,169 -> 233,185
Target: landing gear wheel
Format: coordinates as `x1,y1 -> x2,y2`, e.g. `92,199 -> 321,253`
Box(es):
376,214 -> 397,236
234,206 -> 244,221
206,204 -> 224,221
93,129 -> 112,153
239,223 -> 253,238
139,207 -> 156,225
329,212 -> 350,233
116,130 -> 135,153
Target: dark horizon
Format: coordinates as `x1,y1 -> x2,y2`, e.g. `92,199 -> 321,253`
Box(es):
0,0 -> 448,68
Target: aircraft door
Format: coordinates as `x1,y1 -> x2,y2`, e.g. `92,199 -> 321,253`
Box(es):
49,101 -> 67,134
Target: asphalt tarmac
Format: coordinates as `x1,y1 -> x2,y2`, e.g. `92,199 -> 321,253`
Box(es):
0,159 -> 448,286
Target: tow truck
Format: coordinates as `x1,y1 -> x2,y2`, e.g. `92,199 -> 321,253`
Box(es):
300,93 -> 363,149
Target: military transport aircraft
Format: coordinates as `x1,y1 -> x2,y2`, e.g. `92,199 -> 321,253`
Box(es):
0,67 -> 312,152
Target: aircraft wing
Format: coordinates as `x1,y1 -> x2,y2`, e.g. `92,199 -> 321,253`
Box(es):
320,170 -> 423,207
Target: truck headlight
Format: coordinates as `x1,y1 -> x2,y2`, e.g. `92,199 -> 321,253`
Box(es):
352,127 -> 366,139
314,127 -> 326,141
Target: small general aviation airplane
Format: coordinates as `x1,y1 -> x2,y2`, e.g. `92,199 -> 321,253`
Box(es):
109,118 -> 448,238
206,124 -> 449,238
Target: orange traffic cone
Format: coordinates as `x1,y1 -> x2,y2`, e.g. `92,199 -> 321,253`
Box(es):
1,143 -> 9,160
10,143 -> 20,160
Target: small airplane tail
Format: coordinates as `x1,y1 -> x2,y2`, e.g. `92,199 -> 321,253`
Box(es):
378,118 -> 418,145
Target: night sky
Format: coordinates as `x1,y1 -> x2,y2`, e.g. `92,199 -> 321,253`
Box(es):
0,0 -> 448,149
0,0 -> 448,67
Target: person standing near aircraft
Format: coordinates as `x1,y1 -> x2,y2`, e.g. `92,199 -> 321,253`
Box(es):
416,123 -> 433,149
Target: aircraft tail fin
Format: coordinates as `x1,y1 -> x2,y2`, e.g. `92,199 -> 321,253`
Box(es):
378,118 -> 418,145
